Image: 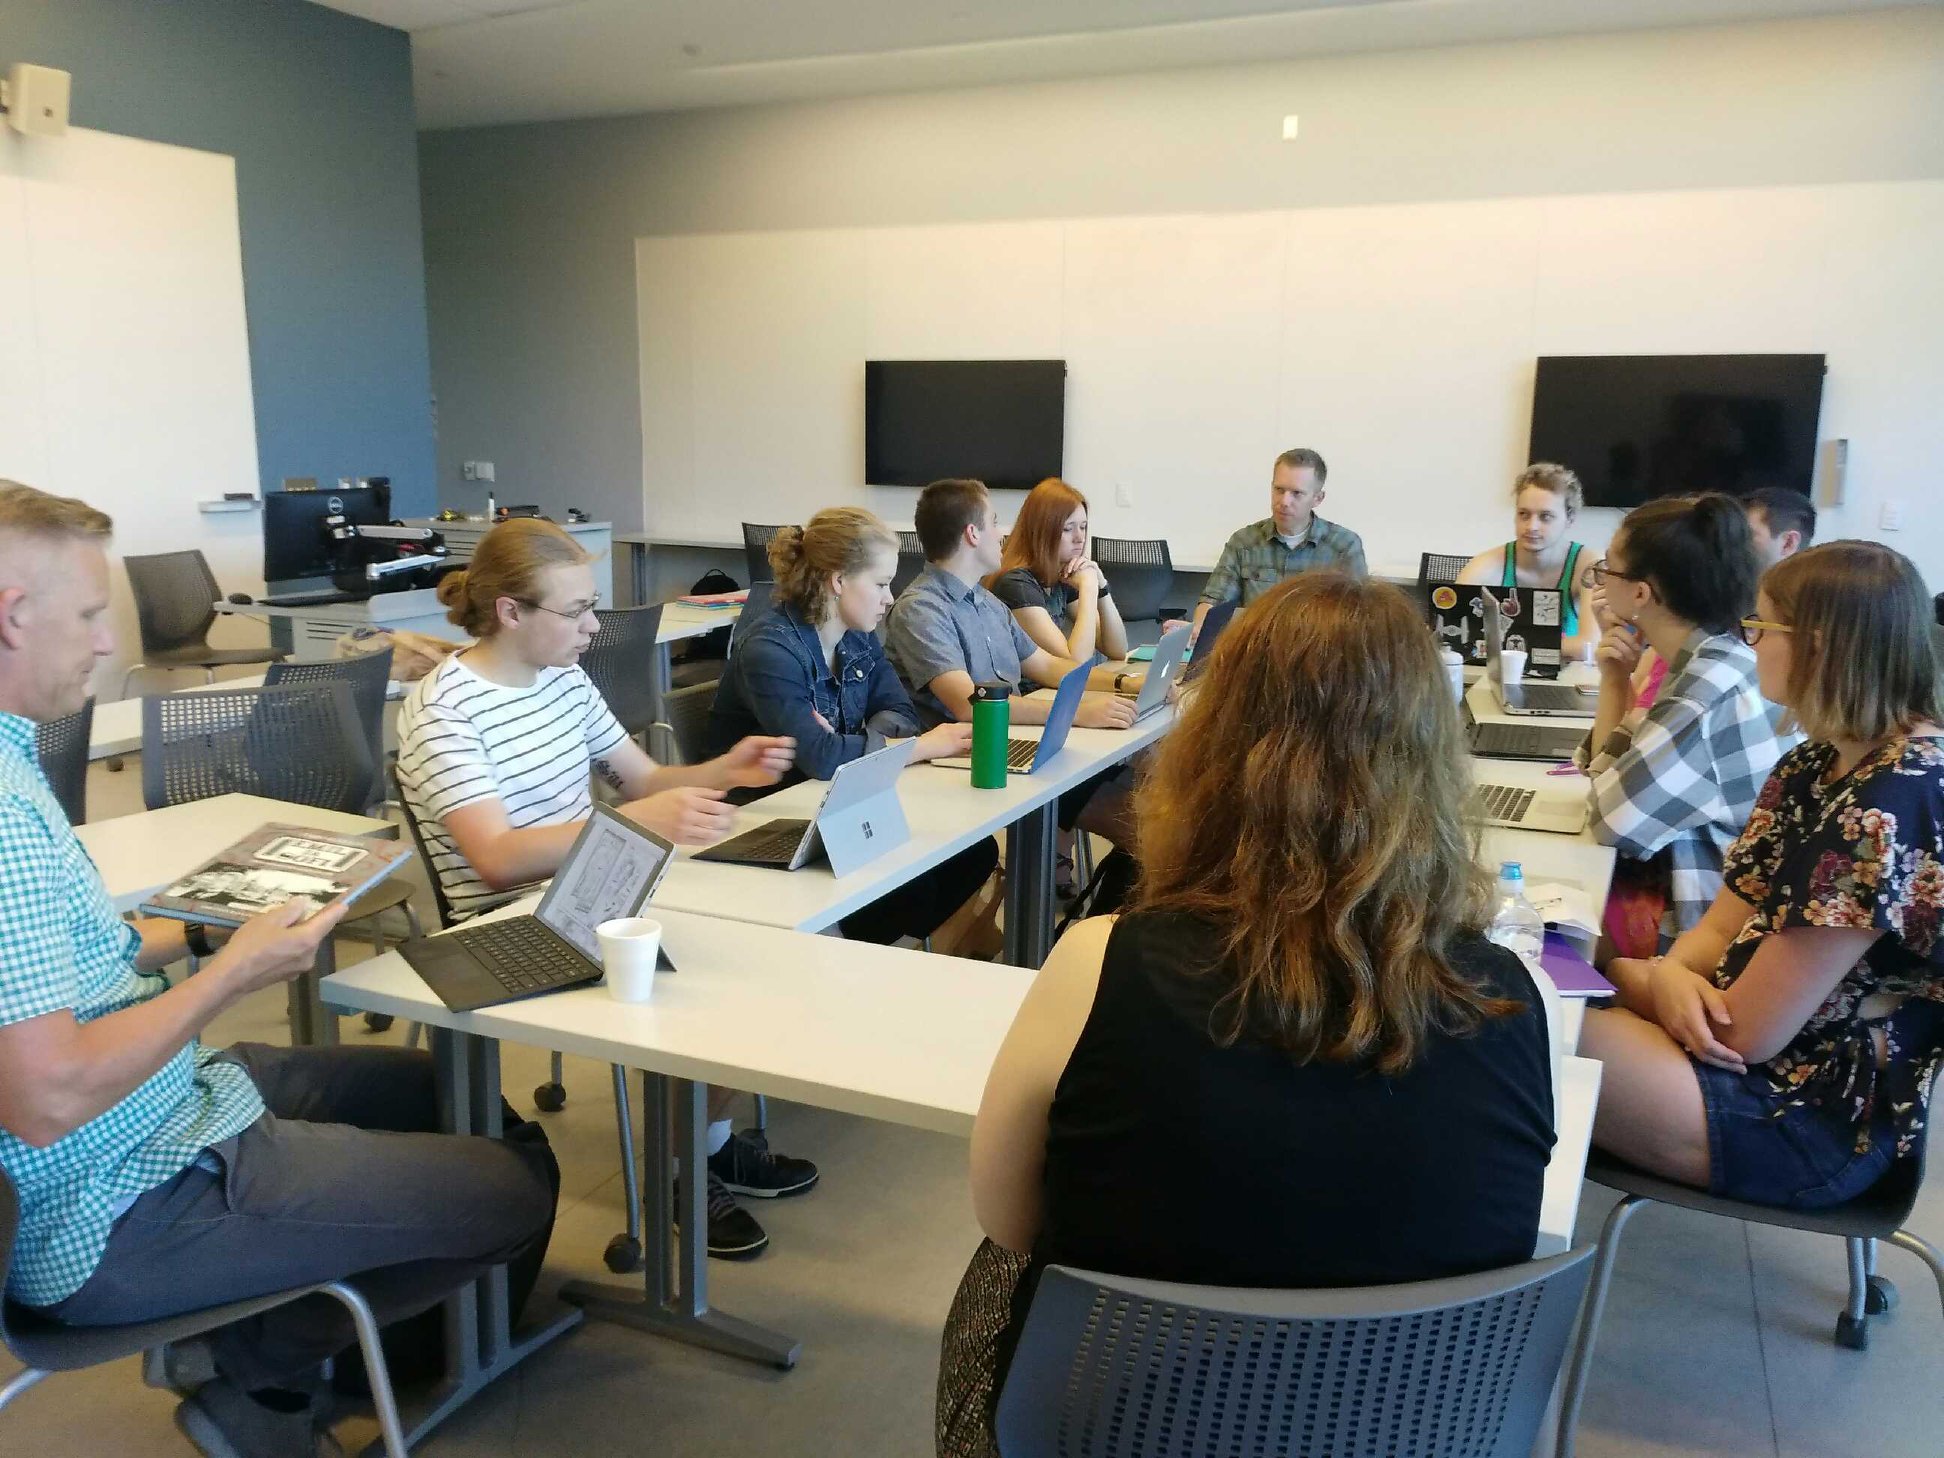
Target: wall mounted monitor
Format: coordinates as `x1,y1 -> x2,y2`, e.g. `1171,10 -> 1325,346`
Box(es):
864,360 -> 1066,490
1528,353 -> 1825,508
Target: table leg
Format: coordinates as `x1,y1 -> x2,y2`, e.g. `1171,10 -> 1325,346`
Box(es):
560,1072 -> 801,1369
356,1029 -> 583,1455
647,641 -> 673,746
292,939 -> 341,1048
1002,802 -> 1057,968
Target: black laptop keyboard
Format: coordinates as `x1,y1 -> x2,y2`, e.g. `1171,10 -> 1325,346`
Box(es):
1471,784 -> 1536,824
449,917 -> 590,997
708,817 -> 812,864
1477,723 -> 1581,759
1004,738 -> 1037,771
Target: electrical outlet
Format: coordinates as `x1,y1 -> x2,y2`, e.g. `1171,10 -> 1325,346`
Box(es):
476,461 -> 495,483
1115,481 -> 1133,508
1281,114 -> 1300,141
1880,499 -> 1905,532
461,462 -> 477,481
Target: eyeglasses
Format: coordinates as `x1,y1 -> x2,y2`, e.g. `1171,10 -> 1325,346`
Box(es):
1586,559 -> 1646,589
1738,616 -> 1793,646
519,593 -> 601,621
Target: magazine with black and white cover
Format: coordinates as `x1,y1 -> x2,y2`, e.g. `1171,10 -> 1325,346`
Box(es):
141,823 -> 413,928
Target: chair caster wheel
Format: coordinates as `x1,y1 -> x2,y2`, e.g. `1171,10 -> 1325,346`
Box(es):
1835,1312 -> 1869,1350
604,1235 -> 643,1274
533,1082 -> 566,1113
1866,1275 -> 1899,1316
363,1012 -> 394,1033
106,756 -> 125,772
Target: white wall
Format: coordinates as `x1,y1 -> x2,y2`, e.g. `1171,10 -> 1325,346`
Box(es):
637,180 -> 1944,578
0,127 -> 268,698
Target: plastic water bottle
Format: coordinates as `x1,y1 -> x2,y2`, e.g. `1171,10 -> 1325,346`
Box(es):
1439,646 -> 1465,704
1487,861 -> 1546,967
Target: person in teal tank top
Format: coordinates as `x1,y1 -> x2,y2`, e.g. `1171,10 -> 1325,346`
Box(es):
1458,462 -> 1599,661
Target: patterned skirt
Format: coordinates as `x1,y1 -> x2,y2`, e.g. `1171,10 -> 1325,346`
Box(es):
935,1238 -> 1032,1458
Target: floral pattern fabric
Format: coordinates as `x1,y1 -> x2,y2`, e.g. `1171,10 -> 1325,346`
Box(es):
1718,736 -> 1944,1157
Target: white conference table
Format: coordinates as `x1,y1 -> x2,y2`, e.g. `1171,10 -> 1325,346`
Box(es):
320,905 -> 1601,1427
79,792 -> 396,1044
656,704 -> 1174,967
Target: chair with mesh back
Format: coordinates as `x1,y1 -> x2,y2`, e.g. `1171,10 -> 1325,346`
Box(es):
650,682 -> 718,768
33,699 -> 93,825
392,767 -> 650,1274
997,1248 -> 1596,1458
120,550 -> 287,696
728,581 -> 774,661
1419,551 -> 1473,586
581,604 -> 665,740
1091,536 -> 1177,625
142,682 -> 373,816
742,523 -> 789,584
894,532 -> 929,597
0,1169 -> 408,1454
1556,1137 -> 1944,1456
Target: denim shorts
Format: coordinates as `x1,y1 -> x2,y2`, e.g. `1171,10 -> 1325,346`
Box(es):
1693,1062 -> 1895,1210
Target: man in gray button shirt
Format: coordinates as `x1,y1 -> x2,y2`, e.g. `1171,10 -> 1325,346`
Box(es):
885,479 -> 1139,735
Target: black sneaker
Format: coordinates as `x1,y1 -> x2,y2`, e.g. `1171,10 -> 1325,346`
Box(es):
675,1171 -> 770,1260
708,1128 -> 821,1199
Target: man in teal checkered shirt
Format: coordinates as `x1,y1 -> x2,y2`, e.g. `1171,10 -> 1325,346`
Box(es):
1185,448 -> 1367,643
0,483 -> 558,1457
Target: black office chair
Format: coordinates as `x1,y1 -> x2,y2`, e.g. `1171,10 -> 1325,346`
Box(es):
142,682 -> 372,816
1557,1139 -> 1944,1456
650,682 -> 718,768
741,523 -> 789,584
581,604 -> 666,741
392,771 -> 649,1275
994,1249 -> 1596,1458
727,581 -> 773,661
893,532 -> 928,597
1418,551 -> 1472,585
264,647 -> 395,814
1091,536 -> 1177,625
33,699 -> 93,825
0,1169 -> 408,1455
119,550 -> 287,696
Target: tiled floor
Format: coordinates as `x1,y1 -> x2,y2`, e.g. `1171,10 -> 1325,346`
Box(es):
4,759 -> 1941,1455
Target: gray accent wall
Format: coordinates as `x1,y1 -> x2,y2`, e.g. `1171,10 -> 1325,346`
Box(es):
418,7 -> 1944,529
0,0 -> 438,513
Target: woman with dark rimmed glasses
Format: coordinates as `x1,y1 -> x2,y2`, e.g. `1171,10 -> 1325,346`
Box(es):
1578,493 -> 1795,955
1587,541 -> 1944,1213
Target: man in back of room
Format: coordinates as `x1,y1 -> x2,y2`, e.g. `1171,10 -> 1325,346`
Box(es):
1742,486 -> 1816,569
1187,448 -> 1365,643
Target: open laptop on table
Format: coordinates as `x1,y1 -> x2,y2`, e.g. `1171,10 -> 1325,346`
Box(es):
1424,580 -> 1566,680
1482,594 -> 1589,716
1181,599 -> 1239,684
933,661 -> 1088,774
691,738 -> 914,876
1467,776 -> 1590,835
400,802 -> 677,1012
1130,623 -> 1192,720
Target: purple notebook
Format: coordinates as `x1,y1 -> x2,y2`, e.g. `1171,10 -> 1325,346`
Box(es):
1539,929 -> 1615,998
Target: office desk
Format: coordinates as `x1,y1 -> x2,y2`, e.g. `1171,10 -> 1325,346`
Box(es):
656,705 -> 1172,967
321,909 -> 1600,1391
79,793 -> 395,1044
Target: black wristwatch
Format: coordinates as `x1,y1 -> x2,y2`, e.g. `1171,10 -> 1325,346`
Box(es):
185,923 -> 217,959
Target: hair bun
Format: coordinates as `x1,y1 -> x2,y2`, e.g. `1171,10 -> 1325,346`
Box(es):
766,524 -> 807,576
435,567 -> 469,608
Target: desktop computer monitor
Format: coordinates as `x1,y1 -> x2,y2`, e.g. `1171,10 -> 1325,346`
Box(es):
263,487 -> 385,585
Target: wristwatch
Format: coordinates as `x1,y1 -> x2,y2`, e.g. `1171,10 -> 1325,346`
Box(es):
185,923 -> 217,959
1113,671 -> 1135,696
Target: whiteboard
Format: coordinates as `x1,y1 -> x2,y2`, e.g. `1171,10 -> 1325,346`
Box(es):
637,182 -> 1944,582
0,126 -> 263,698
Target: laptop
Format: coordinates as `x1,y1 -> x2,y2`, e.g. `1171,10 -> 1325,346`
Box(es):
1482,595 -> 1590,717
400,803 -> 677,1013
1130,623 -> 1192,721
1424,581 -> 1565,679
933,661 -> 1089,774
1464,684 -> 1590,762
691,738 -> 914,876
1467,777 -> 1590,835
1181,599 -> 1240,684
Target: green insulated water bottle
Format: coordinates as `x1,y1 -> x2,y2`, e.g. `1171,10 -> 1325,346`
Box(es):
970,683 -> 1011,789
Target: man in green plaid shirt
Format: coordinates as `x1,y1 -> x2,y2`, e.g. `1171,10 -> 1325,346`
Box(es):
0,483 -> 558,1457
1188,448 -> 1367,642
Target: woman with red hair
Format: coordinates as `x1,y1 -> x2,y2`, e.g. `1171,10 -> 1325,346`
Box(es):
987,478 -> 1128,665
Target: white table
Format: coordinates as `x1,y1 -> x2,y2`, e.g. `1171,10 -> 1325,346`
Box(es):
80,792 -> 396,1044
320,907 -> 1600,1394
658,705 -> 1173,966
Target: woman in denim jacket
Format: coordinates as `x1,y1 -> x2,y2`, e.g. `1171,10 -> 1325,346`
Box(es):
710,508 -> 1002,954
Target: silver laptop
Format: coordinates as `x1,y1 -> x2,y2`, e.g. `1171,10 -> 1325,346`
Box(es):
1468,777 -> 1590,835
692,738 -> 913,876
1131,623 -> 1192,721
934,661 -> 1088,773
1484,596 -> 1592,717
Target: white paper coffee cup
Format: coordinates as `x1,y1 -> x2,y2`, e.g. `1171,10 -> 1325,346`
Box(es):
598,917 -> 662,1003
1499,648 -> 1528,685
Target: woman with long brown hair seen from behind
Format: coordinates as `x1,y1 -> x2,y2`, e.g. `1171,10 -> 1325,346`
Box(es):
988,478 -> 1128,665
937,574 -> 1557,1456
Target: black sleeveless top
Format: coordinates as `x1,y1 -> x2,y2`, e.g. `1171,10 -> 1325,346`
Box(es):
998,910 -> 1556,1384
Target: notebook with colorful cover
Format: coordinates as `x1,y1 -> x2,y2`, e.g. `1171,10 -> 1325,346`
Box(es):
1538,929 -> 1615,998
142,823 -> 413,928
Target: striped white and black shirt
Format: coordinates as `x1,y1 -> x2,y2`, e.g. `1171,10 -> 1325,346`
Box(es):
396,652 -> 630,922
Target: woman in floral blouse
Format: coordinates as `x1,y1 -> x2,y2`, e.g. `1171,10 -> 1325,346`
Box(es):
1584,541 -> 1944,1207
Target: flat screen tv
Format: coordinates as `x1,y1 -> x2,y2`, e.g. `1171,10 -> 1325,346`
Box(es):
1528,353 -> 1825,508
864,360 -> 1065,490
